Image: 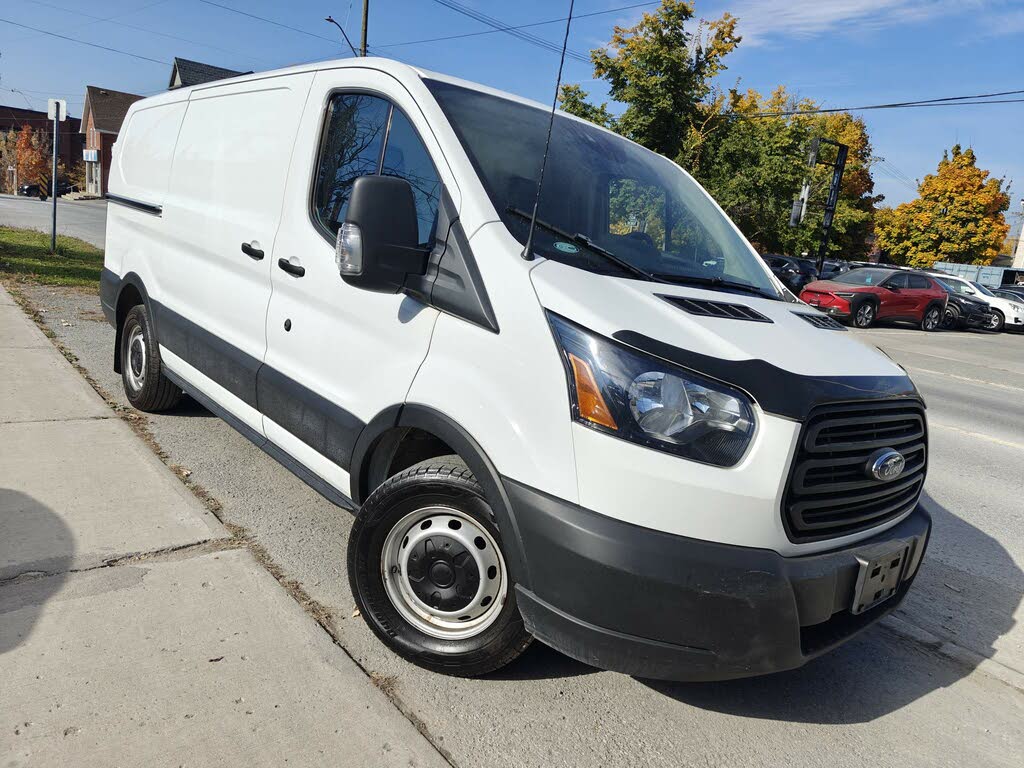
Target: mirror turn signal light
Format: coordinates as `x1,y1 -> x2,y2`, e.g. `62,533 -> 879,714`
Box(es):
567,353 -> 618,430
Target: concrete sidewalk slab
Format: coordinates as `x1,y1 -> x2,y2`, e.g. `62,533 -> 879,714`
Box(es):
0,347 -> 112,423
0,548 -> 449,768
0,299 -> 51,349
1,418 -> 224,580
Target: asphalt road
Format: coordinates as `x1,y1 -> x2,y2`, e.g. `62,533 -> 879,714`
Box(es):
0,194 -> 106,248
12,283 -> 1024,768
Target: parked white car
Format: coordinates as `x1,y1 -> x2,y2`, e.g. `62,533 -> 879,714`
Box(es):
99,58 -> 930,681
932,274 -> 1024,331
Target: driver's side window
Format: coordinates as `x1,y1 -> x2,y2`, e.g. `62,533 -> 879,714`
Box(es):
884,273 -> 909,289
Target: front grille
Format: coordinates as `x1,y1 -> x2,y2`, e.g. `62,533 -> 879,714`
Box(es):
784,399 -> 926,542
660,296 -> 772,323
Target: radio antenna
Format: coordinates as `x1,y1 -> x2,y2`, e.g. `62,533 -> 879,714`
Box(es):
522,0 -> 575,261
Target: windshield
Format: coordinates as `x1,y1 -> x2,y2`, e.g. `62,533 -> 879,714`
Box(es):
939,278 -> 974,296
831,268 -> 893,285
425,79 -> 779,299
971,281 -> 995,297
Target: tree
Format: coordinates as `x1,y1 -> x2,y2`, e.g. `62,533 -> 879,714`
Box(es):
565,0 -> 739,170
0,128 -> 18,193
15,126 -> 50,190
558,84 -> 614,130
558,0 -> 879,259
875,145 -> 1010,268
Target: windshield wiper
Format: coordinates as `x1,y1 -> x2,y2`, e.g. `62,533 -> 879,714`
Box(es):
652,273 -> 780,301
506,207 -> 665,284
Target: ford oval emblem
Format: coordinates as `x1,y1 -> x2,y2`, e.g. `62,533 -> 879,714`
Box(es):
866,448 -> 906,482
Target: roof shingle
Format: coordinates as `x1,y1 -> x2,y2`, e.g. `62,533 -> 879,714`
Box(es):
169,57 -> 251,89
82,86 -> 145,134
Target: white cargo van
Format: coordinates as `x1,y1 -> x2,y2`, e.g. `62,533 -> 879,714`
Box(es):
100,58 -> 930,680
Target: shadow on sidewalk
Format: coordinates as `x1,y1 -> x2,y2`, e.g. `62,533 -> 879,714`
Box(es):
0,489 -> 74,654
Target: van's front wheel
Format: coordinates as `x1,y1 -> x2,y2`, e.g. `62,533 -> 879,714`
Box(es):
348,456 -> 532,676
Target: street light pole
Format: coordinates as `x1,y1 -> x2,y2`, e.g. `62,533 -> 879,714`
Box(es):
360,0 -> 369,57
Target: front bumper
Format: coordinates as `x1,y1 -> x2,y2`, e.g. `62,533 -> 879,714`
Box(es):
961,309 -> 993,328
506,479 -> 930,681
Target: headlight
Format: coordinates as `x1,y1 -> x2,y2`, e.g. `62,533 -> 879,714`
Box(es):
548,313 -> 756,467
1012,303 -> 1024,313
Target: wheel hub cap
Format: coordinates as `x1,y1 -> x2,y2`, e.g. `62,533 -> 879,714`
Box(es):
381,507 -> 506,640
125,325 -> 146,391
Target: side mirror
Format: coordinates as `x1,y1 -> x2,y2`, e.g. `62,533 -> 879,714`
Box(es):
336,175 -> 428,293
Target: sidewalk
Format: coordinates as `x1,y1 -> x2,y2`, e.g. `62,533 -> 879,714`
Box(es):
0,285 -> 448,767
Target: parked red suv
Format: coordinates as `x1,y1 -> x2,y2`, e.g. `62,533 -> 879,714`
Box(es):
800,268 -> 947,330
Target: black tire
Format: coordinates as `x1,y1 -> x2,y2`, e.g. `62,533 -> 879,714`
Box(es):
851,299 -> 876,328
348,456 -> 532,677
120,304 -> 182,412
920,304 -> 942,331
987,310 -> 1004,332
942,305 -> 960,330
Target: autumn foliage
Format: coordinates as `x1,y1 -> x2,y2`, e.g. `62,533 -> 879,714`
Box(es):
15,127 -> 50,189
875,145 -> 1010,268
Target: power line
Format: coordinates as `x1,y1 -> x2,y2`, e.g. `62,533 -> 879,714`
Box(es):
23,0 -> 276,66
745,88 -> 1024,118
426,0 -> 590,63
197,0 -> 339,44
0,16 -> 170,65
377,1 -> 657,49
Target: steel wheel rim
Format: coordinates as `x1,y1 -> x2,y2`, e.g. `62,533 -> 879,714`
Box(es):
857,305 -> 874,326
381,506 -> 507,640
125,325 -> 146,392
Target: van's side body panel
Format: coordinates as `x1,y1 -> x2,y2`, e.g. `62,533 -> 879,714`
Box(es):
260,67 -> 449,496
155,73 -> 314,434
405,222 -> 580,505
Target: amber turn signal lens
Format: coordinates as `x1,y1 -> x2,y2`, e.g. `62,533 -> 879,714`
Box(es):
568,353 -> 618,430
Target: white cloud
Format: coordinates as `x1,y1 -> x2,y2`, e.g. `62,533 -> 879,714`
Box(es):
726,0 -> 996,45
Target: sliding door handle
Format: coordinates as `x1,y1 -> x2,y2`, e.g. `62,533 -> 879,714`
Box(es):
277,258 -> 305,277
241,242 -> 264,260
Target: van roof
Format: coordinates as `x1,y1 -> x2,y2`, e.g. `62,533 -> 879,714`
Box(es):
123,56 -> 558,118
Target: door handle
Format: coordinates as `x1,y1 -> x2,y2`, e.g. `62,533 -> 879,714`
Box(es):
277,257 -> 305,277
241,242 -> 264,260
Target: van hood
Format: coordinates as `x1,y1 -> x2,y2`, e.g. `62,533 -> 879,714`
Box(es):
530,260 -> 908,383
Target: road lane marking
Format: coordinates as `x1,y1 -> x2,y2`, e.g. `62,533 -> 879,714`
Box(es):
908,366 -> 1024,393
930,421 -> 1024,451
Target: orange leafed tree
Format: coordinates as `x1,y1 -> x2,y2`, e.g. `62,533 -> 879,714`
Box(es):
876,145 -> 1010,268
15,126 -> 50,189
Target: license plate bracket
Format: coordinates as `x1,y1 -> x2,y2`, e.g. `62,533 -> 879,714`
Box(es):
851,544 -> 909,615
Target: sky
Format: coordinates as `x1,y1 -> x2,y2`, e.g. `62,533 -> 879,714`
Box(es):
1,0 -> 1022,232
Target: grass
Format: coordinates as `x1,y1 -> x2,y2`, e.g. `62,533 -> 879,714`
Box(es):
0,226 -> 103,289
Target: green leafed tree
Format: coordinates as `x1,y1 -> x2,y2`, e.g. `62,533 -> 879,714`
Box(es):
559,0 -> 880,260
875,145 -> 1010,268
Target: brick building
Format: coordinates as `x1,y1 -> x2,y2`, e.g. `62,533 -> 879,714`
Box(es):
80,86 -> 144,197
1,104 -> 83,190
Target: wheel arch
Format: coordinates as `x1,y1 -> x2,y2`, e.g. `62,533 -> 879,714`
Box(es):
112,272 -> 155,374
350,404 -> 531,589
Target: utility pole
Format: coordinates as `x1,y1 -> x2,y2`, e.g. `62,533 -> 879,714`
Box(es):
789,137 -> 848,274
360,0 -> 369,57
47,98 -> 66,254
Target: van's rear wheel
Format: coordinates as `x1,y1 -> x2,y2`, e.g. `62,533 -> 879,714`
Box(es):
120,304 -> 182,412
348,456 -> 532,676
